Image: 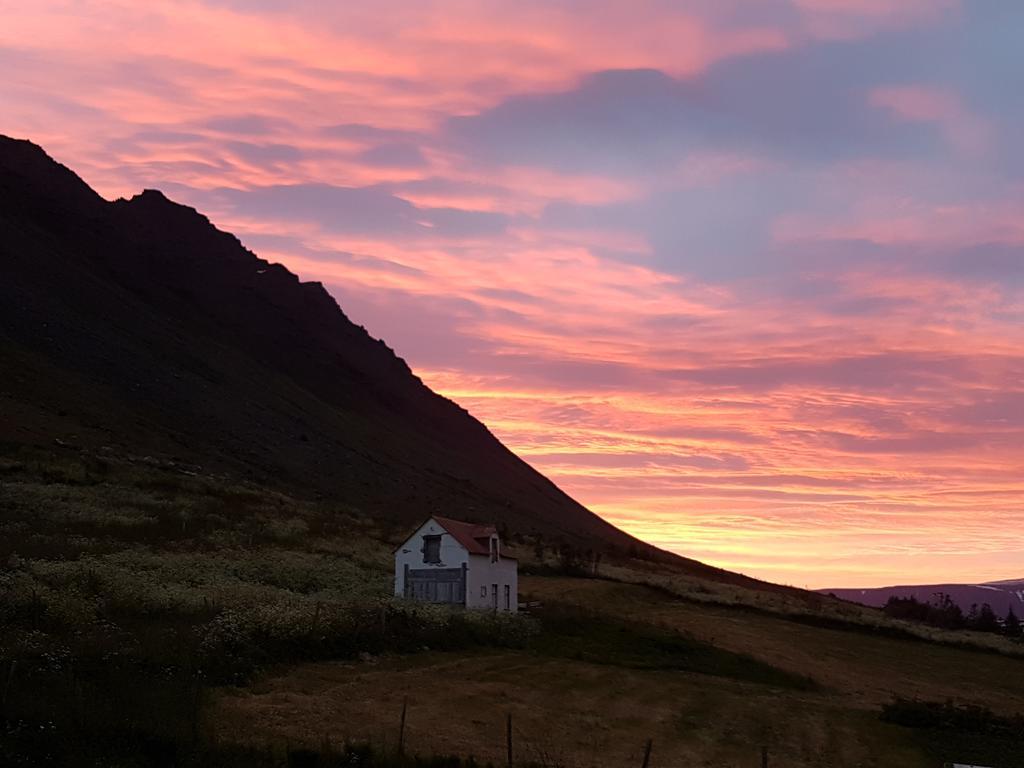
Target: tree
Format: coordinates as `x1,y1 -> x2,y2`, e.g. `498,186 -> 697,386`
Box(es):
1005,607 -> 1022,638
884,596 -> 928,622
882,594 -> 965,630
929,593 -> 965,630
968,603 -> 1000,634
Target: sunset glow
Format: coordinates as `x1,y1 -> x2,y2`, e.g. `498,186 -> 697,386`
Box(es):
6,0 -> 1022,587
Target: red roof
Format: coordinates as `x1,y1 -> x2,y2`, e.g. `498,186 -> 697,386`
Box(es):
433,515 -> 496,555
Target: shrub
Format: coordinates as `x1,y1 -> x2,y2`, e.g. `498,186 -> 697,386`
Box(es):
197,599 -> 538,683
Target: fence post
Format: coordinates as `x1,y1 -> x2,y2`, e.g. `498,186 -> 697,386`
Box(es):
641,738 -> 653,768
398,696 -> 408,756
190,672 -> 202,745
1,660 -> 15,722
506,712 -> 513,767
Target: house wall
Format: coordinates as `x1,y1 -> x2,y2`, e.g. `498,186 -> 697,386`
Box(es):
393,518 -> 469,598
465,553 -> 518,612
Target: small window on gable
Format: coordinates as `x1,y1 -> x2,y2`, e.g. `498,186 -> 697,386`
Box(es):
422,535 -> 441,564
490,537 -> 498,563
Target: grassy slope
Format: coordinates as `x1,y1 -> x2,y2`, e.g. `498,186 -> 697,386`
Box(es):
3,449 -> 1023,767
215,578 -> 1024,767
522,578 -> 1024,712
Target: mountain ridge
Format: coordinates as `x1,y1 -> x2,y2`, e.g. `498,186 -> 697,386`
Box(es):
820,580 -> 1024,615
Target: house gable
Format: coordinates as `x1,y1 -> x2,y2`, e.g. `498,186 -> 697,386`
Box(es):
395,517 -> 470,567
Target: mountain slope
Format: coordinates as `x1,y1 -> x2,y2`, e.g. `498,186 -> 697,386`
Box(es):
0,134 -> 773,586
0,136 -> 599,542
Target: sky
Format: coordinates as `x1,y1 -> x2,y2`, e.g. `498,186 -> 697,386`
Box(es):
3,0 -> 1023,588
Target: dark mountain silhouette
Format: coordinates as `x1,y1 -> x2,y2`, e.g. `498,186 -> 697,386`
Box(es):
820,579 -> 1024,616
0,134 -> 786,590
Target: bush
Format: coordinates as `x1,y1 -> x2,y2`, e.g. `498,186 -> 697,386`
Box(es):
881,698 -> 1024,739
880,698 -> 1024,768
198,599 -> 538,683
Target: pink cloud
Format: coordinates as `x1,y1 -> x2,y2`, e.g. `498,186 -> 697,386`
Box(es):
869,85 -> 992,154
775,198 -> 1024,246
792,0 -> 959,40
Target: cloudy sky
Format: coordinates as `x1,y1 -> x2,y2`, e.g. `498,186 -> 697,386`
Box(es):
5,0 -> 1023,587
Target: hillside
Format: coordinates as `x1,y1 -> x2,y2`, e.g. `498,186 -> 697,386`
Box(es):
3,446 -> 1023,767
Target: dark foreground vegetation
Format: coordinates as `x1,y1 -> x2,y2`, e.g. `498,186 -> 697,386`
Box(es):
4,729 -> 528,768
3,732 -> 529,768
881,698 -> 1024,768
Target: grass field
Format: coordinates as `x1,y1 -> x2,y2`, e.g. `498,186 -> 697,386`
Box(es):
521,577 -> 1024,713
213,578 -> 1024,767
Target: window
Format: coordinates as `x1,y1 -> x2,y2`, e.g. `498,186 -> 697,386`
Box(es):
489,537 -> 498,563
422,535 -> 441,564
480,586 -> 487,598
504,584 -> 511,611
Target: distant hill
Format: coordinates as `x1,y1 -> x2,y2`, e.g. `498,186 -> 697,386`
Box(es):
820,580 -> 1024,616
0,134 -> 785,591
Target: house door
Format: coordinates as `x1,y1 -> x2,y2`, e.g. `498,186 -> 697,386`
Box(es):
407,568 -> 465,605
491,583 -> 498,611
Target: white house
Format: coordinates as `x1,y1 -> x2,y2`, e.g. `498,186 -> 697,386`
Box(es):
394,516 -> 518,612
